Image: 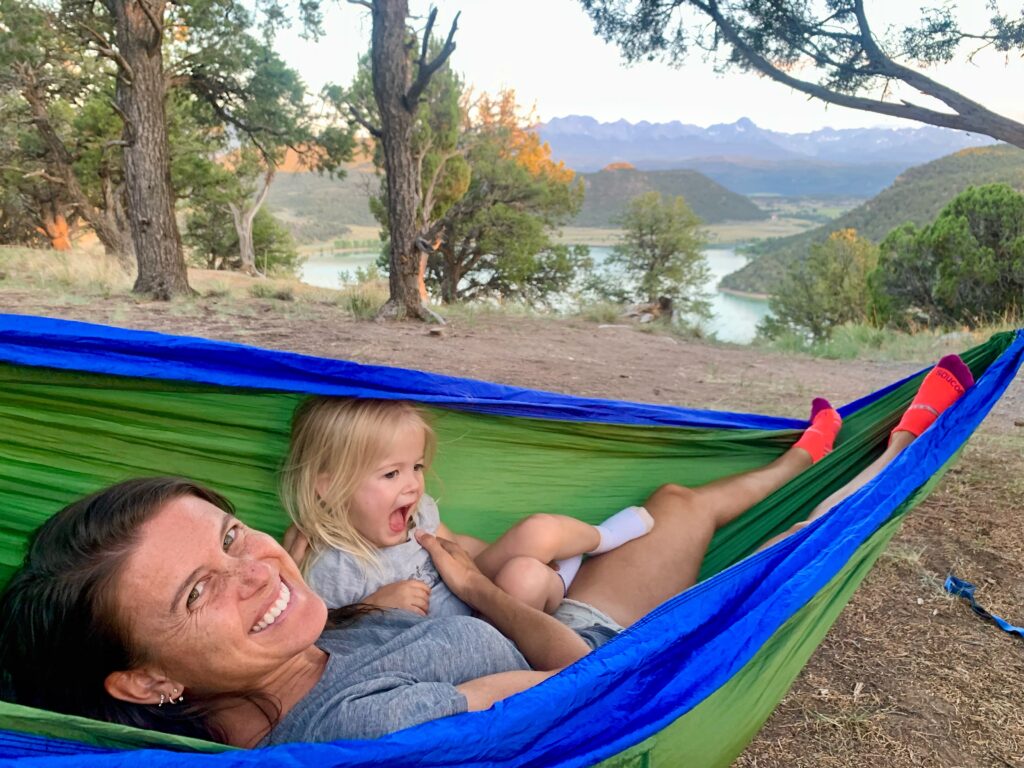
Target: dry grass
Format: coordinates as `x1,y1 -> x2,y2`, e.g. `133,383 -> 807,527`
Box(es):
737,436 -> 1024,768
0,245 -> 132,295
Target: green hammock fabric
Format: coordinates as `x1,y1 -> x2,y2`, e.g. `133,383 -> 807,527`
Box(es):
0,332 -> 1012,766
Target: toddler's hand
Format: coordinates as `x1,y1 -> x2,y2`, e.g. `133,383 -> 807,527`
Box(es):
364,580 -> 431,616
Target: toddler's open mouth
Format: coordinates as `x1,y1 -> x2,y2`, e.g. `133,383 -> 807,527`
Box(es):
389,504 -> 412,533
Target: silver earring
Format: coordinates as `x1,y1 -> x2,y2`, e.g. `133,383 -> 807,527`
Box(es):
171,688 -> 184,704
158,693 -> 166,707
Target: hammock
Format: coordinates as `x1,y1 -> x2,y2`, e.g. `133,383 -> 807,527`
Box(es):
0,314 -> 1020,768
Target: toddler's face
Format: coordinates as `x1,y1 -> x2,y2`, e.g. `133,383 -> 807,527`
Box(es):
349,421 -> 427,547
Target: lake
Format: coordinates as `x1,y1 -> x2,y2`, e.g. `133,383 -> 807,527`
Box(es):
299,246 -> 770,344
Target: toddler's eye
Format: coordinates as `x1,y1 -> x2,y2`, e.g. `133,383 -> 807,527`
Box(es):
384,470 -> 398,479
414,463 -> 425,472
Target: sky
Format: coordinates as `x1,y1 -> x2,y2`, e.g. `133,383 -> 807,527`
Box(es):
276,0 -> 1024,133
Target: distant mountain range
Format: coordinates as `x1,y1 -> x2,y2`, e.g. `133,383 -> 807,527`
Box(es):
720,144 -> 1024,295
538,116 -> 996,197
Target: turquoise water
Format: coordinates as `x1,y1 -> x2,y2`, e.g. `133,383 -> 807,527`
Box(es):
299,246 -> 770,344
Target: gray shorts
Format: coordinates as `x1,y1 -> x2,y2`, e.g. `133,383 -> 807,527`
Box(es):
553,598 -> 625,650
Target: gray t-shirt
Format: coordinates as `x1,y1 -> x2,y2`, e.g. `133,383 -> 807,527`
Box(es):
262,610 -> 529,743
306,495 -> 472,617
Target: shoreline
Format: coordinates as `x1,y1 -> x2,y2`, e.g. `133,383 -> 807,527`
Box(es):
718,285 -> 771,301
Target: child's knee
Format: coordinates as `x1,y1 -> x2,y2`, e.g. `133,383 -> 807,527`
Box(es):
494,556 -> 558,608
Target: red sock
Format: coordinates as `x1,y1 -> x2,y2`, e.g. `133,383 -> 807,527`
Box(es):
893,355 -> 974,437
793,397 -> 842,463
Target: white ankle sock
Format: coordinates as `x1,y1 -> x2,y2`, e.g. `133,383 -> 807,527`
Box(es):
589,505 -> 654,554
554,554 -> 583,594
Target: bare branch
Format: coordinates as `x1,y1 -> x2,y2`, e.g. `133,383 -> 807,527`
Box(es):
405,10 -> 459,110
77,21 -> 134,80
136,0 -> 163,41
346,0 -> 372,9
348,103 -> 383,139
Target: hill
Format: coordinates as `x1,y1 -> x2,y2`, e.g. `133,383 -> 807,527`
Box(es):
573,167 -> 768,226
265,160 -> 378,243
721,145 -> 1024,295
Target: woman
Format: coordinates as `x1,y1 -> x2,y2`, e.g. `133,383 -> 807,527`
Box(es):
0,357 -> 973,746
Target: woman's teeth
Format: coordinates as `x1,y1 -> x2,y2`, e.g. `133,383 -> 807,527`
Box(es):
251,583 -> 291,633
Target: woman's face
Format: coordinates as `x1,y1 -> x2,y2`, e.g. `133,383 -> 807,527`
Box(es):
111,494 -> 328,695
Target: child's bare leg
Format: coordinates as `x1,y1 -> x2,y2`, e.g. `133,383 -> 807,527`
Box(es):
492,556 -> 566,612
474,514 -> 600,580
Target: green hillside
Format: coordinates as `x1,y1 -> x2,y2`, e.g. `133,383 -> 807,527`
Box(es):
265,162 -> 379,243
722,144 -> 1024,294
572,167 -> 768,227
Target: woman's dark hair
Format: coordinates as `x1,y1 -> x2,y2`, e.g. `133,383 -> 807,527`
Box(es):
0,477 -> 244,742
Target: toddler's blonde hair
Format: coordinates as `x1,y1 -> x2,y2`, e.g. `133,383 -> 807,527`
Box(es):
281,397 -> 436,574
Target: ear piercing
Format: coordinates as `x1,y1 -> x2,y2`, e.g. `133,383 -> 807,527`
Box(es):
157,688 -> 185,707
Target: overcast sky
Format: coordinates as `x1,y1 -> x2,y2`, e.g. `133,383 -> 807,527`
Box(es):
276,0 -> 1024,133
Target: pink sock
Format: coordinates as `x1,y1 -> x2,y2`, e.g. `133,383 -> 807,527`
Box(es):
793,398 -> 842,463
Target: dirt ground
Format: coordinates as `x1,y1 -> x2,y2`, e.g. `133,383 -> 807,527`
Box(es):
2,282 -> 1022,767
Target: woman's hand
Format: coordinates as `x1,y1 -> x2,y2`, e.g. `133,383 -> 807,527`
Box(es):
364,580 -> 431,616
416,531 -> 492,609
418,530 -> 591,670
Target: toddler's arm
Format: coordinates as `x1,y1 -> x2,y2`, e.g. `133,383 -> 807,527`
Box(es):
364,580 -> 431,616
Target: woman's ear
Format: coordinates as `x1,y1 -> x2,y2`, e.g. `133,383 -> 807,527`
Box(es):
104,668 -> 181,706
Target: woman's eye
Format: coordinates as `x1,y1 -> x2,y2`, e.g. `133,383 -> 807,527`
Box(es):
186,581 -> 205,608
223,525 -> 239,551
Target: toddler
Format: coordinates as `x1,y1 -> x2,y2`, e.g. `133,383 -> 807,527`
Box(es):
281,397 -> 655,616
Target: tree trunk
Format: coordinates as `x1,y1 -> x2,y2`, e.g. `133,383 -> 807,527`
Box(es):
16,68 -> 135,269
440,247 -> 461,304
110,0 -> 191,299
228,166 -> 275,277
369,0 -> 429,319
37,203 -> 71,251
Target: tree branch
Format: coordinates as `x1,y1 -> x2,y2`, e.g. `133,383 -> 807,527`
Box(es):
693,0 -> 1024,148
77,21 -> 135,80
347,103 -> 383,139
405,9 -> 460,110
136,0 -> 163,41
346,0 -> 372,8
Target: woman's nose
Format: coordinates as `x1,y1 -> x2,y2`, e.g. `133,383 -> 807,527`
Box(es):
234,558 -> 273,600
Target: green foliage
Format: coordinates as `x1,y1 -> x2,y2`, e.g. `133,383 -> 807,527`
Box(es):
725,145 -> 1024,294
429,93 -> 588,304
574,168 -> 767,227
185,207 -> 301,275
598,192 -> 710,320
870,184 -> 1024,329
758,229 -> 878,342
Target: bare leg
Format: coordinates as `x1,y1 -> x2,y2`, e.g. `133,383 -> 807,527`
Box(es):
474,514 -> 600,580
756,430 -> 916,551
493,556 -> 566,612
568,447 -> 812,627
